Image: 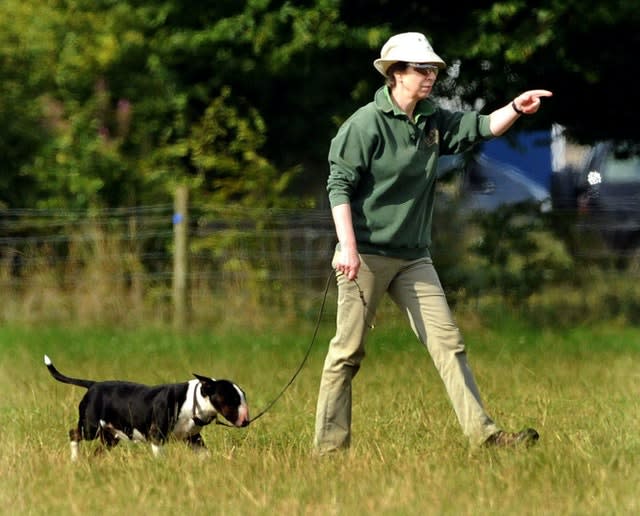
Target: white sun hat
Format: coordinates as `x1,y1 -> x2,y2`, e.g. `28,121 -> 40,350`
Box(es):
373,32 -> 446,77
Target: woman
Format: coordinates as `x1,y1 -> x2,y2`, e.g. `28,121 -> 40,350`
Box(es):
314,32 -> 552,453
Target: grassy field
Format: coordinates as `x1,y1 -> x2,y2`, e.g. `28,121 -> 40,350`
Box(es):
1,315 -> 639,515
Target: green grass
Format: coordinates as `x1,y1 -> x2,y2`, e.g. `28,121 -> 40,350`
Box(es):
1,317 -> 639,515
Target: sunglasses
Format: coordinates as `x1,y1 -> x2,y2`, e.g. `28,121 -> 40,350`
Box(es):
406,63 -> 440,76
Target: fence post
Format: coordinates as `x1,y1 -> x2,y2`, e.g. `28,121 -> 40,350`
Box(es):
173,185 -> 189,329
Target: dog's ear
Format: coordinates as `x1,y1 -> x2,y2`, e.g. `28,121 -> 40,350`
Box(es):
194,374 -> 217,397
193,373 -> 215,384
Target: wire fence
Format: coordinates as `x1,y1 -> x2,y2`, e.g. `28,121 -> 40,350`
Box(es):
3,202 -> 640,327
0,204 -> 338,326
1,204 -> 336,270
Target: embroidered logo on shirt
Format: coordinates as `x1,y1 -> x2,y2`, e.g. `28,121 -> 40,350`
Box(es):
423,128 -> 439,147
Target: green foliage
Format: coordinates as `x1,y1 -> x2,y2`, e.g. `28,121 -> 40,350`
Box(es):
180,87 -> 299,207
431,198 -> 640,328
26,87 -> 140,209
2,0 -> 640,318
0,0 -> 59,207
465,204 -> 573,303
1,0 -> 322,210
453,0 -> 640,141
341,0 -> 640,142
3,0 -> 638,211
432,193 -> 575,309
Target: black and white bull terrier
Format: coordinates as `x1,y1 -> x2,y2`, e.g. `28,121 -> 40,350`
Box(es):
44,355 -> 249,460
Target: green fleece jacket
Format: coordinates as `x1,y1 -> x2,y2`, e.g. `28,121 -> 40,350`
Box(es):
327,86 -> 494,259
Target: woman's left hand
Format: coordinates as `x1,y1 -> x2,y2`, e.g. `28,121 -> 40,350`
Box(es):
513,90 -> 553,115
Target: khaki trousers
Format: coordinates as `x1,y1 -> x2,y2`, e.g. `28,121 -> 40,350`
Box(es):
314,253 -> 500,452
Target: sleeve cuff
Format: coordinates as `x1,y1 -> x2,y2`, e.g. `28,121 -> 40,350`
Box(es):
328,193 -> 351,208
479,115 -> 494,139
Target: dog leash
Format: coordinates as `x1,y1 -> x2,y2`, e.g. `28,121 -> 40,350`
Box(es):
216,269 -> 368,428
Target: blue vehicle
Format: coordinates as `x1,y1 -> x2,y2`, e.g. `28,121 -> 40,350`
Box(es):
570,141 -> 640,250
438,152 -> 552,214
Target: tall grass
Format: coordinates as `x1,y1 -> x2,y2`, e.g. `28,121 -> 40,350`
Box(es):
0,215 -> 334,330
6,209 -> 640,336
1,318 -> 639,515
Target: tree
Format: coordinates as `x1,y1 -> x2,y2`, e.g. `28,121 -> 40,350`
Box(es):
1,0 -> 639,211
1,0 -> 312,209
0,0 -> 60,207
339,0 -> 640,144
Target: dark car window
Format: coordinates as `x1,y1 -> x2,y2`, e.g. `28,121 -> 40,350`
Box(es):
586,143 -> 640,184
601,154 -> 640,182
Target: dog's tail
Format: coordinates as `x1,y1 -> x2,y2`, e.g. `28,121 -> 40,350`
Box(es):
44,355 -> 95,389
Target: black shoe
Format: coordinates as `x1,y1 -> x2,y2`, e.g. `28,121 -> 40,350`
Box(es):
483,428 -> 539,448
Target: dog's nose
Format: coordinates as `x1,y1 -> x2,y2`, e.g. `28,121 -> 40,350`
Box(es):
241,419 -> 250,427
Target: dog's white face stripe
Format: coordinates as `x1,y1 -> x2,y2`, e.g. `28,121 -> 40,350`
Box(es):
233,384 -> 249,426
234,384 -> 246,402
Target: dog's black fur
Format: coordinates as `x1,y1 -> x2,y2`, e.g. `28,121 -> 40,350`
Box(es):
44,355 -> 249,460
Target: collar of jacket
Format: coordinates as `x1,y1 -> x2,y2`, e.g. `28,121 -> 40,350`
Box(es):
375,86 -> 437,121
